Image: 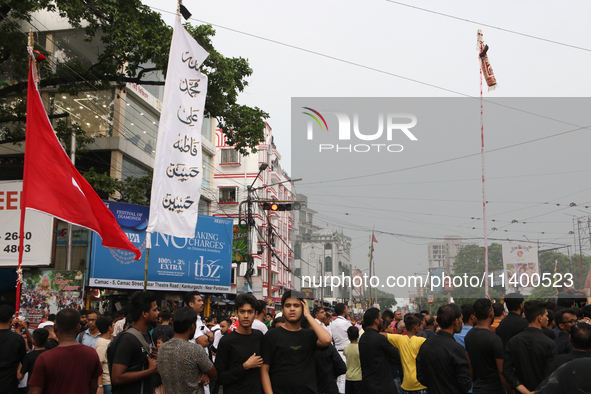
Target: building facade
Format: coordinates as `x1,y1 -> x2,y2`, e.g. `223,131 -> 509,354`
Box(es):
212,123 -> 296,297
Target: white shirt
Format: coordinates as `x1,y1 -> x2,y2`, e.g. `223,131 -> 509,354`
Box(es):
315,318 -> 332,336
252,318 -> 268,334
330,316 -> 352,351
190,315 -> 211,343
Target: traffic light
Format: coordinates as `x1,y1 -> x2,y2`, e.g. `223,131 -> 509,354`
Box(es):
261,201 -> 302,211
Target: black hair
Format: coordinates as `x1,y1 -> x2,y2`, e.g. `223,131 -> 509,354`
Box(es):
424,314 -> 435,327
492,302 -> 505,317
271,316 -> 286,328
413,313 -> 424,322
172,307 -> 198,334
312,307 -> 325,319
96,316 -> 113,334
161,310 -> 172,321
183,291 -> 202,307
363,308 -> 380,327
583,305 -> 591,319
460,304 -> 475,324
523,300 -> 547,323
80,309 -> 89,317
220,318 -> 233,326
436,304 -> 462,329
47,314 -> 56,322
281,290 -> 303,307
547,309 -> 556,324
404,314 -> 420,332
157,335 -> 170,344
86,309 -> 98,317
420,310 -> 429,315
382,310 -> 394,321
256,300 -> 266,315
347,325 -> 359,341
128,291 -> 156,323
505,293 -> 524,312
235,293 -> 258,311
33,328 -> 49,348
0,305 -> 14,323
473,298 -> 492,321
335,303 -> 346,316
570,323 -> 591,351
555,308 -> 577,326
55,308 -> 81,335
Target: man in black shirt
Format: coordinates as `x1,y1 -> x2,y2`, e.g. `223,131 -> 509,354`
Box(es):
416,304 -> 471,394
111,291 -> 159,394
358,308 -> 401,394
496,293 -> 528,348
548,322 -> 591,373
0,305 -> 26,394
503,300 -> 557,394
215,293 -> 264,394
261,290 -> 332,394
465,299 -> 511,394
554,309 -> 576,355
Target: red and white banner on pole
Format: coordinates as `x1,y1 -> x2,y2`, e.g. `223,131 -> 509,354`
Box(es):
147,15 -> 209,240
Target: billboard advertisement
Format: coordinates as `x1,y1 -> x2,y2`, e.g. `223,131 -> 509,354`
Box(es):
0,181 -> 54,266
502,241 -> 539,296
19,270 -> 85,327
89,201 -> 233,292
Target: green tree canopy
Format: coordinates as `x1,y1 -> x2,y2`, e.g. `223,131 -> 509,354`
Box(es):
0,0 -> 268,154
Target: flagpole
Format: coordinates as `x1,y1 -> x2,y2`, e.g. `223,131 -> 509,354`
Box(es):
15,30 -> 36,316
143,235 -> 150,291
478,31 -> 490,298
66,124 -> 76,270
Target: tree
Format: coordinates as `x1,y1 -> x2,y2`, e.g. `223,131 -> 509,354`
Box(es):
0,0 -> 268,154
451,243 -> 505,304
83,168 -> 153,206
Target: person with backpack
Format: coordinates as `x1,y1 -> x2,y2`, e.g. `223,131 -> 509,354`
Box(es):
110,291 -> 159,394
94,316 -> 114,394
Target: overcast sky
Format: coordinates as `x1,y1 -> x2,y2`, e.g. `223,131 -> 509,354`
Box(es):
144,0 -> 591,300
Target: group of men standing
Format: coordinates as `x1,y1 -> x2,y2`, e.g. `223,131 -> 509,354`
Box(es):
3,290 -> 591,394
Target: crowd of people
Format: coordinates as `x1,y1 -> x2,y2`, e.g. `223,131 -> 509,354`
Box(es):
1,290 -> 591,394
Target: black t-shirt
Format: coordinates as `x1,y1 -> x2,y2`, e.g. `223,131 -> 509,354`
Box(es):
151,325 -> 174,342
465,327 -> 505,393
112,331 -> 154,394
214,329 -> 264,394
0,328 -> 26,394
536,358 -> 591,393
21,349 -> 47,386
261,327 -> 322,394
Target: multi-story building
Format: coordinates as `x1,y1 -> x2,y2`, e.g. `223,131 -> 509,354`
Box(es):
212,123 -> 296,298
294,195 -> 352,304
428,236 -> 475,274
0,10 -> 217,270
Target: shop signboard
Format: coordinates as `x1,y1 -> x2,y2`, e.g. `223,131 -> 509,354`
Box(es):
0,181 -> 54,266
89,201 -> 233,292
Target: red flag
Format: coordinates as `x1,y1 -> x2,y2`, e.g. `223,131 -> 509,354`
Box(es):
23,60 -> 140,260
372,234 -> 378,243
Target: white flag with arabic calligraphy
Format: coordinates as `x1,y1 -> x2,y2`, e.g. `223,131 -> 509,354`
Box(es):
147,15 -> 209,238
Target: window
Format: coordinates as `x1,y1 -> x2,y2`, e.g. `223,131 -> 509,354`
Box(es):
325,243 -> 332,250
219,187 -> 237,203
295,242 -> 301,259
221,149 -> 240,164
325,256 -> 332,273
295,268 -> 301,277
324,287 -> 333,297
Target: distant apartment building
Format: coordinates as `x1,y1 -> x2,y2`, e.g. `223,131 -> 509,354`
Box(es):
294,194 -> 352,304
428,236 -> 475,274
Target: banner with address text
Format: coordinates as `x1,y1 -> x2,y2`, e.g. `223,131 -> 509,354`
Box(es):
90,201 -> 232,292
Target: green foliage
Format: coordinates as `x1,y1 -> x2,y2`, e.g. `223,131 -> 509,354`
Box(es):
451,243 -> 505,303
83,168 -> 152,206
0,0 -> 268,154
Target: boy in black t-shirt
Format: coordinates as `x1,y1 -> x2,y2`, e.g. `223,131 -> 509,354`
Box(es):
214,293 -> 264,394
261,290 -> 332,394
17,328 -> 49,389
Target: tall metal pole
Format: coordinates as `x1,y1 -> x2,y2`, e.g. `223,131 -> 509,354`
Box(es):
66,125 -> 76,270
478,37 -> 489,298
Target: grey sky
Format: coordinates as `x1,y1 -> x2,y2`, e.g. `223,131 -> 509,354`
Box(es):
144,0 -> 591,298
